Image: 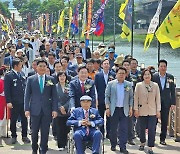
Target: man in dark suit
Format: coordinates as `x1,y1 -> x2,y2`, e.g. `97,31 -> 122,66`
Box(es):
4,58 -> 30,144
153,59 -> 176,145
67,95 -> 104,154
79,40 -> 91,61
69,65 -> 96,110
95,59 -> 115,138
24,59 -> 58,154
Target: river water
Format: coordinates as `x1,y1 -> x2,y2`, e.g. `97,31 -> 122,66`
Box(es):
91,41 -> 180,87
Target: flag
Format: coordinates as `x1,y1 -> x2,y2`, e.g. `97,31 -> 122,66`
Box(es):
119,0 -> 132,42
71,3 -> 80,35
144,0 -> 162,51
45,13 -> 49,33
57,9 -> 65,33
86,0 -> 93,46
66,7 -> 73,38
155,0 -> 180,49
91,0 -> 108,36
81,2 -> 87,37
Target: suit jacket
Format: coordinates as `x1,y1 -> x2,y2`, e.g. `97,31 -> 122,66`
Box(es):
67,107 -> 104,136
66,69 -> 77,77
69,78 -> 96,108
152,72 -> 176,108
105,79 -> 133,117
28,70 -> 36,77
24,74 -> 58,116
95,71 -> 115,106
4,70 -> 26,105
51,73 -> 58,84
56,83 -> 70,116
134,81 -> 161,116
80,47 -> 91,60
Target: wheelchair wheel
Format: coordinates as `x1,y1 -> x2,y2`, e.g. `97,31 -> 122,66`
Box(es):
99,138 -> 104,154
67,128 -> 76,154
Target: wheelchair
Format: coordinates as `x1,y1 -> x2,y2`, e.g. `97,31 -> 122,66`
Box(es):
67,126 -> 104,154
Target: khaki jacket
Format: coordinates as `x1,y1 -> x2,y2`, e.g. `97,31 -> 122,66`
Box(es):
134,81 -> 161,116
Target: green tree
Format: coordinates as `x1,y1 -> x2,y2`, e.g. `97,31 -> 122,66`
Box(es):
13,0 -> 28,11
39,0 -> 65,21
19,0 -> 41,20
0,2 -> 11,18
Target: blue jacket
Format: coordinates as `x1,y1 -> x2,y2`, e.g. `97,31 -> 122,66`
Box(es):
67,107 -> 104,136
95,71 -> 115,106
4,70 -> 26,104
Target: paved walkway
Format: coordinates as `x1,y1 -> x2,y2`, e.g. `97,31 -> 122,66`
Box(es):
0,123 -> 180,154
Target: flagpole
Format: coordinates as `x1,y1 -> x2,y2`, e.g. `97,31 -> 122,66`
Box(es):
131,0 -> 134,57
92,33 -> 94,51
78,0 -> 80,42
157,9 -> 161,63
113,0 -> 116,45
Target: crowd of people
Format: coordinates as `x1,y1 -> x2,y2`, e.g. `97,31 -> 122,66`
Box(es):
0,31 -> 176,154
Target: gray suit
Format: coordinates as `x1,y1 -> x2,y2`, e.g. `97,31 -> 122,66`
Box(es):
24,74 -> 58,153
105,79 -> 133,150
105,79 -> 133,116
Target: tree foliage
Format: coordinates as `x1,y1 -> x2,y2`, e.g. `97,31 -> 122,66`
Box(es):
13,0 -> 28,11
0,1 -> 11,18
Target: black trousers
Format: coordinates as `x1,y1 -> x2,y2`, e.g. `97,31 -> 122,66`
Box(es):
160,107 -> 170,141
98,104 -> 110,137
110,108 -> 128,149
128,116 -> 134,141
55,116 -> 70,148
31,110 -> 52,153
10,103 -> 27,138
139,116 -> 157,147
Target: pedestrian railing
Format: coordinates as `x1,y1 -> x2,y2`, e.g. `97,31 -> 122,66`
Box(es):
169,88 -> 180,142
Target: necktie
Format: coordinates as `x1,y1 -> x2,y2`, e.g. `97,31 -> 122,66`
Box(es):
85,110 -> 89,136
81,82 -> 85,94
17,72 -> 21,78
39,76 -> 44,93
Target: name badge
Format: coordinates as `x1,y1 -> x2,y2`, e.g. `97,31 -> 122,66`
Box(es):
166,82 -> 169,89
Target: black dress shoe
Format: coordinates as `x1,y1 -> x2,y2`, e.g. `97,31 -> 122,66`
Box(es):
160,140 -> 167,145
139,145 -> 145,151
148,149 -> 154,154
111,146 -> 116,151
11,137 -> 17,144
22,137 -> 31,143
106,134 -> 110,139
120,148 -> 129,154
32,151 -> 37,154
128,140 -> 135,145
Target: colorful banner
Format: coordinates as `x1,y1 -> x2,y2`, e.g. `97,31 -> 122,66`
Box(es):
57,9 -> 65,33
86,0 -> 93,46
81,2 -> 87,37
66,7 -> 73,38
144,0 -> 162,51
91,0 -> 108,35
71,3 -> 80,35
156,0 -> 180,49
119,0 -> 133,42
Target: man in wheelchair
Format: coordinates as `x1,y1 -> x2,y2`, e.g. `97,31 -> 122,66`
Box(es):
67,95 -> 104,154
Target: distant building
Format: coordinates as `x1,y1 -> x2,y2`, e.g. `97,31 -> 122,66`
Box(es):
8,8 -> 22,22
